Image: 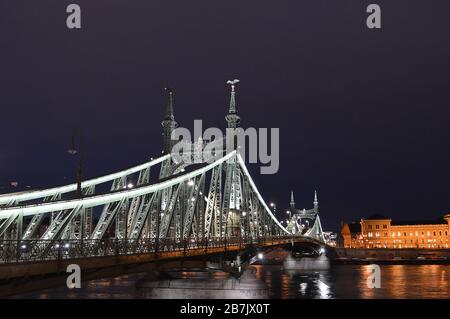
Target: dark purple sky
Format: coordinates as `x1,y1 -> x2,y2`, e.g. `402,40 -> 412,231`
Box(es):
1,1 -> 449,231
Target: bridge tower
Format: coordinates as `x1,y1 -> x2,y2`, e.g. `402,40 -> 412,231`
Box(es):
222,80 -> 243,237
314,190 -> 319,214
161,87 -> 178,154
290,191 -> 295,210
225,79 -> 241,130
225,80 -> 241,153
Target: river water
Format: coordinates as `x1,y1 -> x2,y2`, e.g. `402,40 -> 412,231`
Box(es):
12,263 -> 450,299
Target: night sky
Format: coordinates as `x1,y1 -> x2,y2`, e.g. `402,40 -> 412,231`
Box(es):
1,1 -> 449,231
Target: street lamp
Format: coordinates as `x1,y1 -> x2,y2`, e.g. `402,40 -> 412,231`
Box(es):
67,135 -> 77,155
285,210 -> 293,233
286,210 -> 292,223
241,211 -> 249,242
268,203 -> 276,234
68,132 -> 83,198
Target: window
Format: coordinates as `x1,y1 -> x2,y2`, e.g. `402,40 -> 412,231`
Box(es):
427,231 -> 430,236
392,232 -> 395,237
433,231 -> 436,236
383,224 -> 387,229
404,232 -> 407,237
368,225 -> 372,229
376,225 -> 380,229
398,232 -> 401,237
368,232 -> 373,238
384,232 -> 388,237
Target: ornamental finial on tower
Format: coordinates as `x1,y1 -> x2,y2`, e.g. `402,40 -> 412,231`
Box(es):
162,87 -> 178,154
314,190 -> 319,214
290,190 -> 295,206
164,87 -> 175,120
225,79 -> 241,129
226,79 -> 239,114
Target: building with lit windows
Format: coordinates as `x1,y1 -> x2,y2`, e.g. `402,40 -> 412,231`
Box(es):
341,214 -> 450,249
340,222 -> 364,248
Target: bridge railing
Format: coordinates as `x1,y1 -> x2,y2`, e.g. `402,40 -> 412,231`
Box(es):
0,236 -> 301,264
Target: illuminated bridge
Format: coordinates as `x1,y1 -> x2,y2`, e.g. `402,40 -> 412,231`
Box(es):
0,81 -> 325,287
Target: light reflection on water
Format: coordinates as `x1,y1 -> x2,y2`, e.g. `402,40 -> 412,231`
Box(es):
10,264 -> 450,299
356,264 -> 449,299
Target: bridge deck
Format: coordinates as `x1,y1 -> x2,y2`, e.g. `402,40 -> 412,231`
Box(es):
0,236 -> 322,279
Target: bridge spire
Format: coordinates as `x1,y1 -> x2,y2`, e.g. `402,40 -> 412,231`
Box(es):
314,190 -> 319,214
164,87 -> 175,120
162,87 -> 178,154
225,79 -> 241,129
290,190 -> 295,209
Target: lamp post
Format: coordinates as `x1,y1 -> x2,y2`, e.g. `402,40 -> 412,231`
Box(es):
269,202 -> 276,238
67,133 -> 83,198
286,210 -> 292,224
242,211 -> 248,243
269,202 -> 276,213
285,210 -> 292,236
68,131 -> 85,240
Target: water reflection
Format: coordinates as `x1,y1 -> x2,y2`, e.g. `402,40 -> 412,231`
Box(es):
281,269 -> 333,299
10,264 -> 450,299
137,268 -> 269,299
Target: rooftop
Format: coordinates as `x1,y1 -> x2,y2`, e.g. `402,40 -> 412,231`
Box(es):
392,219 -> 447,226
364,214 -> 390,220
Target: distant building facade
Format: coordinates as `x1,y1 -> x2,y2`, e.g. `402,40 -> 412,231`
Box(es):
341,222 -> 364,248
341,214 -> 450,249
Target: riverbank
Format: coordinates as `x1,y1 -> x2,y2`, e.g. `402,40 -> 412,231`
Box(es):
331,258 -> 450,265
329,247 -> 450,264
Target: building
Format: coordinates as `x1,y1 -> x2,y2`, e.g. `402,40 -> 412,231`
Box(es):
341,214 -> 450,249
340,222 -> 364,248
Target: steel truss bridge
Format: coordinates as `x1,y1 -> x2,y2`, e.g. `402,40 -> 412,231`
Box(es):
0,84 -> 325,282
